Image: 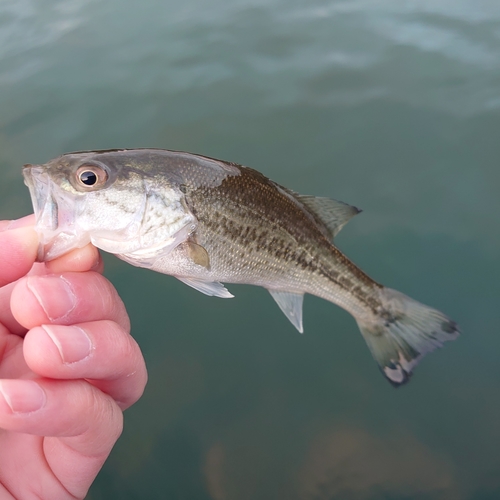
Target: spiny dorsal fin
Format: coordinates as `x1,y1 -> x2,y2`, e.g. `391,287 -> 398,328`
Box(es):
295,195 -> 361,240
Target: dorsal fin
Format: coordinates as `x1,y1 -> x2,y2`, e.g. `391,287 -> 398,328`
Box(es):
295,194 -> 361,240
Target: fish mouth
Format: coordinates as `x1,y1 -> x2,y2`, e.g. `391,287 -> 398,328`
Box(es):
23,165 -> 57,229
23,165 -> 88,261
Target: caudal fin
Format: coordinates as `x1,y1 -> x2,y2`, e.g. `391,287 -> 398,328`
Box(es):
356,287 -> 459,386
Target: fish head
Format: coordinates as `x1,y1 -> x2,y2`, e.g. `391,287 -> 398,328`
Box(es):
23,150 -> 187,261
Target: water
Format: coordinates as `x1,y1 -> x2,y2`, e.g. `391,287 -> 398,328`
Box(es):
1,1 -> 499,498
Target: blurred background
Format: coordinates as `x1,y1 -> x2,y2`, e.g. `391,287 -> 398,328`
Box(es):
1,0 -> 499,498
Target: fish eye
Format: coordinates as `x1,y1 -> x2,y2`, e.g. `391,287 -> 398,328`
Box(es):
76,165 -> 108,189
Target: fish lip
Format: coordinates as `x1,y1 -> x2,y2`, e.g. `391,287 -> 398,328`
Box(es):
23,165 -> 52,224
23,164 -> 93,261
23,165 -> 62,260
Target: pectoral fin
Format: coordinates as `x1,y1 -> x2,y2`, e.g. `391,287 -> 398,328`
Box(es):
268,290 -> 304,333
177,277 -> 234,298
184,241 -> 211,270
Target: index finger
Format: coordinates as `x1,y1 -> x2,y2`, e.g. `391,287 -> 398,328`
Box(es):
0,216 -> 102,334
11,271 -> 131,333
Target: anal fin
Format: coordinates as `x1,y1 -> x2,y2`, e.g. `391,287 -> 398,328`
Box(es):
268,290 -> 304,333
177,277 -> 234,298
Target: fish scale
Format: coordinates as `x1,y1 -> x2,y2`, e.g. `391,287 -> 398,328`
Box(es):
187,168 -> 376,305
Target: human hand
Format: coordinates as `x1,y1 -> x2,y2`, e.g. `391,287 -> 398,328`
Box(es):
0,216 -> 147,499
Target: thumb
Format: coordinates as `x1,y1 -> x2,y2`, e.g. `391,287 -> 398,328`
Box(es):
0,216 -> 38,287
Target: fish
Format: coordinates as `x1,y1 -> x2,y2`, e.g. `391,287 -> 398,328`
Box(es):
22,148 -> 459,386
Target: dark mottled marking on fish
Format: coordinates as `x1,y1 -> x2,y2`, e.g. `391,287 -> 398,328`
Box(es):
186,165 -> 382,310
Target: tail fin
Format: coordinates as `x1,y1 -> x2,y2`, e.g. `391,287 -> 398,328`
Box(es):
356,288 -> 459,387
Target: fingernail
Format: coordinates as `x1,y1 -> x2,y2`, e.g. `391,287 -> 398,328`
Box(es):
27,276 -> 77,321
0,380 -> 46,413
42,325 -> 93,363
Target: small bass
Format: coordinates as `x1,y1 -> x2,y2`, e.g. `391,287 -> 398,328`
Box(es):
23,149 -> 459,386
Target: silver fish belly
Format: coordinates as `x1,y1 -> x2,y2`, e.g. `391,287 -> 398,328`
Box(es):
23,148 -> 459,386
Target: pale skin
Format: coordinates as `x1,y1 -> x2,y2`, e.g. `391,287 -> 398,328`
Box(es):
0,215 -> 148,499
